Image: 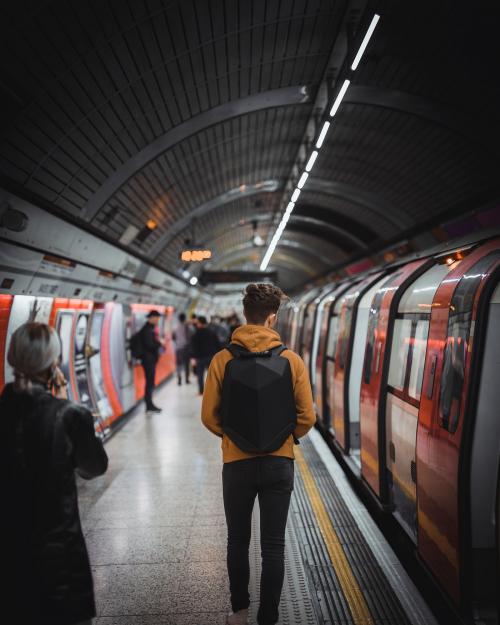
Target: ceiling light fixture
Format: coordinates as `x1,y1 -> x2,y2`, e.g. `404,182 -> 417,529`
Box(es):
260,15 -> 380,272
297,172 -> 309,189
329,79 -> 350,117
351,14 -> 381,70
305,150 -> 318,172
316,121 -> 330,148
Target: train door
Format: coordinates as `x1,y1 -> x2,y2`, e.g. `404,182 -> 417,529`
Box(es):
468,280 -> 500,619
324,296 -> 344,434
56,310 -> 77,401
292,289 -> 318,357
0,294 -> 14,389
347,274 -> 389,468
332,273 -> 382,455
121,304 -> 135,411
314,297 -> 333,420
417,239 -> 500,605
73,311 -> 94,411
87,307 -> 113,436
359,259 -> 429,499
315,283 -> 351,424
301,298 -> 319,377
417,240 -> 500,605
384,261 -> 455,540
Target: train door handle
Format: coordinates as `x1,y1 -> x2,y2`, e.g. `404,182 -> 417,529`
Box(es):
426,355 -> 437,399
410,460 -> 416,483
389,441 -> 396,462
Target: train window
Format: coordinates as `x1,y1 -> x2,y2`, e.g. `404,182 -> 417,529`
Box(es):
388,319 -> 412,391
337,306 -> 354,369
362,271 -> 402,384
326,315 -> 339,358
439,251 -> 500,432
398,262 -> 455,313
408,320 -> 429,401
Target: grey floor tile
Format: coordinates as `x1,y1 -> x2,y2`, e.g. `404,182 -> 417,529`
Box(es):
93,563 -> 184,616
86,527 -> 188,564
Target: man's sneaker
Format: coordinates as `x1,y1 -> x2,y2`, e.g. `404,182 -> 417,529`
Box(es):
146,405 -> 162,413
226,609 -> 248,625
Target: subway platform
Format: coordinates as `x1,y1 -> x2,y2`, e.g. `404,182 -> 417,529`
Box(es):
78,379 -> 438,625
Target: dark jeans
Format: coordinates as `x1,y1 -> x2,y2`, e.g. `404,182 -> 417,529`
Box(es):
223,456 -> 294,625
175,346 -> 190,382
142,359 -> 157,409
196,355 -> 212,393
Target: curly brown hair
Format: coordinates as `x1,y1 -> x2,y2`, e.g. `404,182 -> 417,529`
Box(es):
242,283 -> 288,324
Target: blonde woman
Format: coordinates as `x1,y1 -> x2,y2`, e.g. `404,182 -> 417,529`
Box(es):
0,322 -> 108,625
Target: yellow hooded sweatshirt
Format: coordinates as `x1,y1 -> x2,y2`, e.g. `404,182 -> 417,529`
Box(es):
201,324 -> 316,463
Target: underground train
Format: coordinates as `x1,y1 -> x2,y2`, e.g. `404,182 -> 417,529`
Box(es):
0,295 -> 176,437
279,231 -> 500,622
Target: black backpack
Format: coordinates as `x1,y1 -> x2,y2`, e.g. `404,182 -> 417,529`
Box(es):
129,328 -> 144,359
221,344 -> 297,453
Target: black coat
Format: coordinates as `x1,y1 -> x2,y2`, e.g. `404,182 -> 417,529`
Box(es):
0,383 -> 108,625
140,322 -> 162,364
190,326 -> 221,359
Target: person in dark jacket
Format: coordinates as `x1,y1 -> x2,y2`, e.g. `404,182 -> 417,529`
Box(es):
139,310 -> 164,413
190,315 -> 220,394
0,322 -> 108,625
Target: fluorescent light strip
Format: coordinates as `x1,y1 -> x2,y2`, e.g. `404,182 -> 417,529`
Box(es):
351,14 -> 380,71
291,188 -> 301,202
297,171 -> 309,189
316,121 -> 330,149
305,150 -> 318,172
330,79 -> 350,117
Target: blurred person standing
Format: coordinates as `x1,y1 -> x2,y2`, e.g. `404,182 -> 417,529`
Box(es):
0,322 -> 108,625
190,315 -> 220,394
139,310 -> 164,413
173,312 -> 191,385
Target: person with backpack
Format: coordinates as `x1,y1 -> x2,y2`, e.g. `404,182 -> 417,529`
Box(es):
131,310 -> 164,413
201,283 -> 316,625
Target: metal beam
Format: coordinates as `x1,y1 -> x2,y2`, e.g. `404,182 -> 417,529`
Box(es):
82,86 -> 309,222
149,180 -> 280,258
210,239 -> 338,271
306,178 -> 412,229
217,247 -> 316,278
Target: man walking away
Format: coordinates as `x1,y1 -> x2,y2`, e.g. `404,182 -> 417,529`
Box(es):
191,315 -> 220,395
173,312 -> 191,385
140,310 -> 164,413
201,283 -> 316,625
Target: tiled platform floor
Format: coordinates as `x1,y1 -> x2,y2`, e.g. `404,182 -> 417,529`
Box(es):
78,376 -> 436,625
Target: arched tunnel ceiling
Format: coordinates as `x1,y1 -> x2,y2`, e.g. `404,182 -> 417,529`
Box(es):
1,0 -> 499,292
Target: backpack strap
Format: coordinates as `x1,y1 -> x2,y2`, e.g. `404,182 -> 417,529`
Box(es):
226,343 -> 288,359
272,344 -> 288,356
225,344 -> 249,359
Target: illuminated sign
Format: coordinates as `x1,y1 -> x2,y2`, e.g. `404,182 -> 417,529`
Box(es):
180,250 -> 212,262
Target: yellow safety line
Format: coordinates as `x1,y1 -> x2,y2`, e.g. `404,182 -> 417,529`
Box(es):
295,447 -> 374,625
